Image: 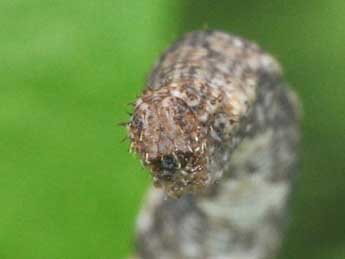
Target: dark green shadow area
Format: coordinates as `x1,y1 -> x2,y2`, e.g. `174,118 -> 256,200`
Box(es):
181,1 -> 345,258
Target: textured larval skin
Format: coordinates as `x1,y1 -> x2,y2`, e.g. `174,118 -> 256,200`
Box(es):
128,31 -> 300,259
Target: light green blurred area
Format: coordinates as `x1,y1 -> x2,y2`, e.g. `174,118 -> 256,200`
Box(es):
0,1 -> 344,259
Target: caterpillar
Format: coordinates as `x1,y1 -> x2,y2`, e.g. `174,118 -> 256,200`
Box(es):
127,30 -> 300,259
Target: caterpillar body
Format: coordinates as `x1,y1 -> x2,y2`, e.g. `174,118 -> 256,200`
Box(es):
127,30 -> 300,259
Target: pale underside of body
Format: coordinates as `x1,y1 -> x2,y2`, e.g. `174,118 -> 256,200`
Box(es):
128,30 -> 300,259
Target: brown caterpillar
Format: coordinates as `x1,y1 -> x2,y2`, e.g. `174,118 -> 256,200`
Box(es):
127,30 -> 300,259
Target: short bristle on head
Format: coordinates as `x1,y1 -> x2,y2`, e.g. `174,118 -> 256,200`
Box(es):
128,90 -> 209,198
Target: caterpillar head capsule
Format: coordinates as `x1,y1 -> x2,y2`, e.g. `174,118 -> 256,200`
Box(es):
128,90 -> 209,198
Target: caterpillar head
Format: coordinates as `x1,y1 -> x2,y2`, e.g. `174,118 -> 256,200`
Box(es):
128,91 -> 209,198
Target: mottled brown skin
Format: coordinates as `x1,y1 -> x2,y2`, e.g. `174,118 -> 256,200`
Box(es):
128,30 -> 300,259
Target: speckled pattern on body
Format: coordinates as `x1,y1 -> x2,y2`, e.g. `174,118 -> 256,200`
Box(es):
127,30 -> 300,259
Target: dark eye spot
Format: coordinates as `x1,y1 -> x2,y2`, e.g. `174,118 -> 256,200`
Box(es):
131,114 -> 143,135
161,155 -> 178,171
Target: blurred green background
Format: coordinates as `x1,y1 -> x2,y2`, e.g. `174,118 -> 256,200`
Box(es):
0,1 -> 344,258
